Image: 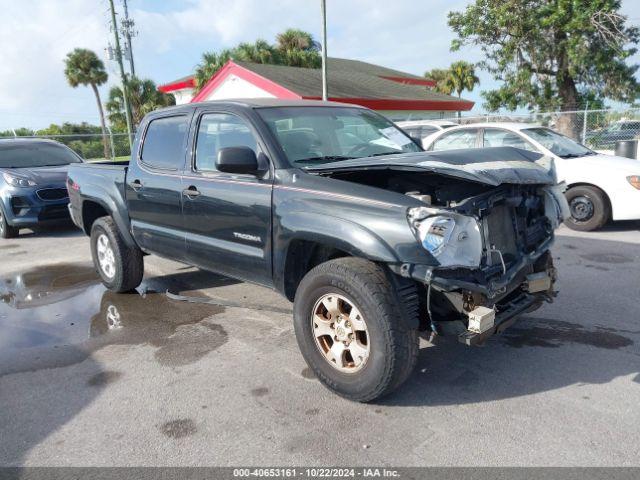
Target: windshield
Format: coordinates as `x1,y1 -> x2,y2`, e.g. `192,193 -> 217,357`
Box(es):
257,106 -> 421,166
0,143 -> 82,168
522,127 -> 593,158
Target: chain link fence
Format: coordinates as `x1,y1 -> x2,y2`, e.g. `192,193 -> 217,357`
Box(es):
0,131 -> 132,162
442,107 -> 640,152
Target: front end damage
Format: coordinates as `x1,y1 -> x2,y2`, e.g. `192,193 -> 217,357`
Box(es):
400,182 -> 567,345
313,147 -> 569,345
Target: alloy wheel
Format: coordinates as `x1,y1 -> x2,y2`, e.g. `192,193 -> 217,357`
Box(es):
96,234 -> 116,279
311,293 -> 370,373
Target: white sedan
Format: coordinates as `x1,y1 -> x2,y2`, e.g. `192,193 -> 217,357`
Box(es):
423,122 -> 640,231
396,120 -> 458,148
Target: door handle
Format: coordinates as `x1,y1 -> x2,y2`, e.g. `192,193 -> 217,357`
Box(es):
182,186 -> 200,199
130,179 -> 143,191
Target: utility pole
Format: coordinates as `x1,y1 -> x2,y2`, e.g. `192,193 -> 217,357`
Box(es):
108,0 -> 133,148
121,0 -> 137,77
320,0 -> 328,101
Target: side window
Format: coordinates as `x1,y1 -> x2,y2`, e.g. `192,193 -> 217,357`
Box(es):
431,129 -> 479,151
420,126 -> 439,137
483,129 -> 539,152
195,113 -> 258,172
141,116 -> 189,169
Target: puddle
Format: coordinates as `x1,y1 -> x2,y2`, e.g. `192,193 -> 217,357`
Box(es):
0,263 -> 227,375
500,317 -> 634,350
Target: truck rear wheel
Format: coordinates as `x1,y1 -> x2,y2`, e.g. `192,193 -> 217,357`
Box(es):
90,216 -> 143,292
293,257 -> 419,402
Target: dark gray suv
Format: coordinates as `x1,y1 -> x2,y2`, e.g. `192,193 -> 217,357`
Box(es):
0,138 -> 83,238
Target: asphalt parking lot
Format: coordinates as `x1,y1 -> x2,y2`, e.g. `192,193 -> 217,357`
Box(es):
1,222 -> 639,467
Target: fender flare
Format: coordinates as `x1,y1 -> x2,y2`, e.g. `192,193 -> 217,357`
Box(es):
273,211 -> 400,294
80,188 -> 136,248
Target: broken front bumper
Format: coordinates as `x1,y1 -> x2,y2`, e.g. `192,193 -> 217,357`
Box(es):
458,291 -> 543,346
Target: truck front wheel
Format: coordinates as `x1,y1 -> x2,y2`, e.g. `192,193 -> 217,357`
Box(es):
90,217 -> 143,292
293,258 -> 419,402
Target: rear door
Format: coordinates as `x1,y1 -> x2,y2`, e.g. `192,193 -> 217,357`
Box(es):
126,113 -> 191,260
182,109 -> 274,286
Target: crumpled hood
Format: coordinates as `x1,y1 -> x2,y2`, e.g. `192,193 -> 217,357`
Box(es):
309,146 -> 557,186
1,165 -> 69,185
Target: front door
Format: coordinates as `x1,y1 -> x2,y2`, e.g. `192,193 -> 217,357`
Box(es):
182,111 -> 273,286
126,114 -> 191,260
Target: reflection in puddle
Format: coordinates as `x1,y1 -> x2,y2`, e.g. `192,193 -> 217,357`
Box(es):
0,263 -> 227,374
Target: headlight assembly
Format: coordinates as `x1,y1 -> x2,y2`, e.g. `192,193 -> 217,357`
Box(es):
408,207 -> 483,268
2,172 -> 36,188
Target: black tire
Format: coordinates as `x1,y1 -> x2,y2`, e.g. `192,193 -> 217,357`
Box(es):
293,257 -> 419,402
90,216 -> 143,292
565,185 -> 610,231
0,206 -> 19,239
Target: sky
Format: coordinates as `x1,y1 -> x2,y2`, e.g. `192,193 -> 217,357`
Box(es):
0,0 -> 638,131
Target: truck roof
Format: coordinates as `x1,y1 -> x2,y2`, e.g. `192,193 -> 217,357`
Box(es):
154,98 -> 365,115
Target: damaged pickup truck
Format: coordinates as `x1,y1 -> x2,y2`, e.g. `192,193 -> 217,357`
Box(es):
67,99 -> 568,402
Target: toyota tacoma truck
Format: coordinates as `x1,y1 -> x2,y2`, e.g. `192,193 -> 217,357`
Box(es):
67,99 -> 568,402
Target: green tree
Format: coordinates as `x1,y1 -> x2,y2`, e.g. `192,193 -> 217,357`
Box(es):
64,48 -> 110,159
194,29 -> 321,92
274,28 -> 321,68
448,0 -> 639,137
194,49 -> 234,91
106,77 -> 175,131
0,128 -> 35,138
424,68 -> 454,95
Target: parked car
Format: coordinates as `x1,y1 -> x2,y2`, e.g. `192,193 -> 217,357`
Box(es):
0,138 -> 83,238
423,122 -> 640,231
67,100 -> 567,402
586,120 -> 640,149
396,120 -> 458,147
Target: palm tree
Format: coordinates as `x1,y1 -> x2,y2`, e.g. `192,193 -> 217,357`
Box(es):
275,28 -> 319,52
193,29 -> 321,93
235,40 -> 276,64
424,68 -> 455,95
64,48 -> 110,159
106,77 -> 175,131
445,61 -> 479,118
426,62 -> 479,118
194,49 -> 234,91
446,61 -> 479,99
275,28 -> 321,68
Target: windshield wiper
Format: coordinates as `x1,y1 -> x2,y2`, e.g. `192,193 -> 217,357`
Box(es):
298,155 -> 356,165
558,153 -> 585,158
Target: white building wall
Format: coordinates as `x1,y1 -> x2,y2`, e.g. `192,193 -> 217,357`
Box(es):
171,88 -> 195,105
204,74 -> 275,100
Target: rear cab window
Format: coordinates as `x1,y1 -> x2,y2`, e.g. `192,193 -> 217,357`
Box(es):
140,115 -> 189,170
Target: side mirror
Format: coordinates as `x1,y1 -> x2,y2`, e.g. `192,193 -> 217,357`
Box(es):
216,146 -> 259,175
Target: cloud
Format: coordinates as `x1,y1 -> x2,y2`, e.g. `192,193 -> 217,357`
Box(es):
1,0 -> 637,130
0,0 -> 115,130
